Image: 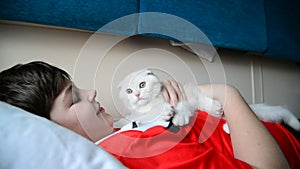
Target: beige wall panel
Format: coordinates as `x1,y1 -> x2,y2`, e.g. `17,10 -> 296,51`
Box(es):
1,23 -> 299,119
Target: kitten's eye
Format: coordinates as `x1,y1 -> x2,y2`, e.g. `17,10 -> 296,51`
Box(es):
139,82 -> 146,88
126,89 -> 133,94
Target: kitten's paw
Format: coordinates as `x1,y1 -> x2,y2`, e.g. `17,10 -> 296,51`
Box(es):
207,100 -> 224,118
160,104 -> 175,121
172,102 -> 194,126
172,113 -> 189,126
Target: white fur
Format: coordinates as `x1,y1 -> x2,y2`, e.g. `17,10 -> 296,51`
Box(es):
117,69 -> 222,126
250,104 -> 300,131
223,104 -> 300,134
118,69 -> 300,134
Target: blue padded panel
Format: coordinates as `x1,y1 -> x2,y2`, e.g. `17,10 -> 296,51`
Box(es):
139,0 -> 267,53
264,0 -> 300,62
0,0 -> 139,36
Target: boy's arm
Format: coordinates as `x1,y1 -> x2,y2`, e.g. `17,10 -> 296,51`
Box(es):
198,84 -> 289,169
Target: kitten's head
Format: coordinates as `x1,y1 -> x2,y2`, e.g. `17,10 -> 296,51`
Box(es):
118,69 -> 162,110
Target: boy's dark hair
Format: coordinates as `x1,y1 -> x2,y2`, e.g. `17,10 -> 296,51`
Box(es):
0,61 -> 71,119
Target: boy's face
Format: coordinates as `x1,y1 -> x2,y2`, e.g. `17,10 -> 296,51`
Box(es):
50,82 -> 114,142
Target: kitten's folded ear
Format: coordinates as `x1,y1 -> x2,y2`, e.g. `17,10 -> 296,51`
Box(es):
118,69 -> 155,89
118,76 -> 128,89
147,72 -> 154,76
145,69 -> 154,76
117,80 -> 124,89
118,70 -> 136,89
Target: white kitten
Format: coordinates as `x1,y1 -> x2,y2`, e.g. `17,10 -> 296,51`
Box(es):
250,104 -> 300,130
117,69 -> 222,127
117,69 -> 300,134
223,104 -> 300,134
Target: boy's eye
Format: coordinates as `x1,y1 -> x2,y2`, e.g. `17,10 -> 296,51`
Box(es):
126,88 -> 133,94
139,82 -> 146,88
72,96 -> 79,105
71,93 -> 79,106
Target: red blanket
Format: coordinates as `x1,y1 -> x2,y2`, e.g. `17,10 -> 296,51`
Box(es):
99,111 -> 300,169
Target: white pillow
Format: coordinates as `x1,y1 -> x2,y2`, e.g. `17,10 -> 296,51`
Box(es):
0,102 -> 127,169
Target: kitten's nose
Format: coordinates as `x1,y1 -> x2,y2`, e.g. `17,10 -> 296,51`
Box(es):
135,93 -> 140,98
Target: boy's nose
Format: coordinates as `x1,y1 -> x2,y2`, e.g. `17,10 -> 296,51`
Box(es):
88,90 -> 97,102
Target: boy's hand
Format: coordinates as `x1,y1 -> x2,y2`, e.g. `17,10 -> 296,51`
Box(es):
161,80 -> 186,107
